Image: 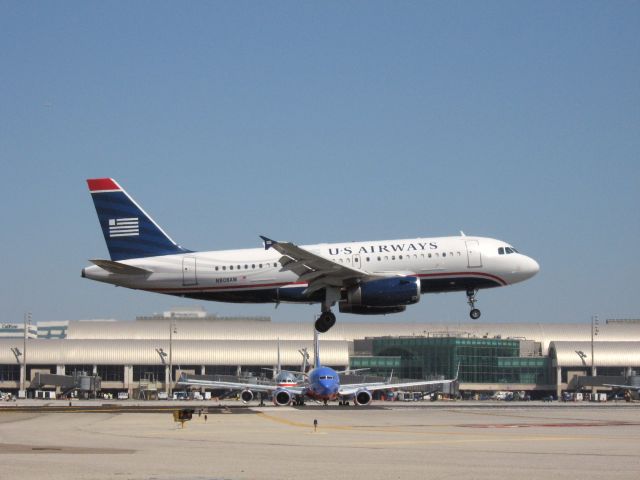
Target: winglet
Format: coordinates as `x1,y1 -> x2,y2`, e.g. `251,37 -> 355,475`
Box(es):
454,361 -> 461,381
260,235 -> 276,250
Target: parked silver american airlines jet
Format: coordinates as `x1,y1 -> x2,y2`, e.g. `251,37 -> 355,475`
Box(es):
82,178 -> 540,332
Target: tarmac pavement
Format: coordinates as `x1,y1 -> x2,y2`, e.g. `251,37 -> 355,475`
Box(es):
1,401 -> 639,479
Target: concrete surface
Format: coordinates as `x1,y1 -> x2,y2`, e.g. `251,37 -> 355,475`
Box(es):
1,402 -> 639,479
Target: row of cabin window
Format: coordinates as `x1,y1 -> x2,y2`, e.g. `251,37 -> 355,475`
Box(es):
336,252 -> 463,263
214,263 -> 278,271
211,251 -> 465,270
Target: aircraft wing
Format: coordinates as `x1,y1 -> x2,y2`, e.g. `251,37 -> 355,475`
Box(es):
603,384 -> 640,391
177,375 -> 305,395
338,377 -> 456,397
260,236 -> 375,294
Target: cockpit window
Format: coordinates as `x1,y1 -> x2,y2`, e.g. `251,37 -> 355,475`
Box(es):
505,247 -> 513,254
498,247 -> 505,255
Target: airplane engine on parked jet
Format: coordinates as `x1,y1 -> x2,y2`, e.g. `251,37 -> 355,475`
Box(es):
273,389 -> 292,406
240,389 -> 254,403
342,276 -> 420,314
355,389 -> 373,406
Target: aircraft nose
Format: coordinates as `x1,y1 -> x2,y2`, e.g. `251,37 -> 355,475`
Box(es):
521,256 -> 540,279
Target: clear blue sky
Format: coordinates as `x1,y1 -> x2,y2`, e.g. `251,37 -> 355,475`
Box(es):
1,1 -> 638,325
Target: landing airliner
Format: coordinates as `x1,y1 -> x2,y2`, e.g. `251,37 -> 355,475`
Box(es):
82,178 -> 539,332
178,330 -> 457,406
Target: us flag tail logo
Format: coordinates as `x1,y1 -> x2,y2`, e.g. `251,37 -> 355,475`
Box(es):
109,218 -> 139,237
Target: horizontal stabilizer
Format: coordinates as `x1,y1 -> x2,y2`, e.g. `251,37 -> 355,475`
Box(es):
90,259 -> 151,275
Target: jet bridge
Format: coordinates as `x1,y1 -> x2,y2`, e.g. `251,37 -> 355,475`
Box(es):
31,372 -> 101,398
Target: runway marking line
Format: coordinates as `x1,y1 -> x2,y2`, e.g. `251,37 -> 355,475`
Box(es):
359,435 -> 587,447
458,421 -> 640,429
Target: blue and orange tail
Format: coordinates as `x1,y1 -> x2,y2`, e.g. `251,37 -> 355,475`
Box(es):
87,178 -> 190,261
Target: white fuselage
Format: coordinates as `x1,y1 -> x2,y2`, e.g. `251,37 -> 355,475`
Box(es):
83,235 -> 539,305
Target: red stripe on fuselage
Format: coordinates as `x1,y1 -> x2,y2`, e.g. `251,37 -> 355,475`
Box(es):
87,178 -> 120,192
147,281 -> 307,293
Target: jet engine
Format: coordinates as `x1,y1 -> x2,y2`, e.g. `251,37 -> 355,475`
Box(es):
344,277 -> 420,309
240,389 -> 254,403
354,389 -> 373,406
273,389 -> 292,406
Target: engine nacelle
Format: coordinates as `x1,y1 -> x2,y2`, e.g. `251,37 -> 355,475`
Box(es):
240,389 -> 254,403
338,303 -> 407,315
273,389 -> 292,406
354,389 -> 373,406
346,276 -> 421,307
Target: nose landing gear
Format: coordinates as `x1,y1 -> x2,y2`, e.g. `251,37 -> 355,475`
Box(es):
467,289 -> 481,320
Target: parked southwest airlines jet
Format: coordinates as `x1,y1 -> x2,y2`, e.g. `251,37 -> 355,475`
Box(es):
82,178 -> 539,333
178,329 -> 458,406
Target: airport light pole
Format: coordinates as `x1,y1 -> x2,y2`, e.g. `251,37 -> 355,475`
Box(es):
590,315 -> 599,393
23,312 -> 31,392
156,347 -> 168,396
11,347 -> 22,390
168,319 -> 176,397
575,350 -> 587,367
590,315 -> 599,376
155,348 -> 167,364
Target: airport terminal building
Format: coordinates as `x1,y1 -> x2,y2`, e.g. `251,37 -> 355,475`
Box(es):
1,308 -> 639,398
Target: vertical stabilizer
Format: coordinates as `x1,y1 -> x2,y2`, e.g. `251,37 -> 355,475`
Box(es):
313,328 -> 320,369
276,338 -> 281,379
87,178 -> 190,261
298,348 -> 310,374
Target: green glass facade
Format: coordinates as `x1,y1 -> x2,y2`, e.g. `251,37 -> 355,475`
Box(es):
350,337 -> 550,384
350,355 -> 401,376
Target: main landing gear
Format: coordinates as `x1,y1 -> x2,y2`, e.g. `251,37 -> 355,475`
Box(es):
315,287 -> 340,333
467,289 -> 481,320
315,311 -> 336,333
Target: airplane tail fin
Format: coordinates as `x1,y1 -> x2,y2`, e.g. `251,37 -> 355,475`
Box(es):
87,178 -> 190,261
276,338 -> 281,379
313,328 -> 321,369
298,347 -> 310,374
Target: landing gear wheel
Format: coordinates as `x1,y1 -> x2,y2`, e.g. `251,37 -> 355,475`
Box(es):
315,311 -> 336,333
466,289 -> 481,320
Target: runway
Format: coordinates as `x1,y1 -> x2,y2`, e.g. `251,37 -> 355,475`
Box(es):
1,402 -> 639,479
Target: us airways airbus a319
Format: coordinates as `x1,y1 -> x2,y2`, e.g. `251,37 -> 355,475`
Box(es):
82,178 -> 540,332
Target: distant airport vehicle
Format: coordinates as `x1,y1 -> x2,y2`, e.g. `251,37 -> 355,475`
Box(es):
83,178 -> 539,332
179,330 -> 458,406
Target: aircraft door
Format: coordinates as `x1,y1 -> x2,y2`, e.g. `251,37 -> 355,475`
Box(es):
465,241 -> 482,268
182,257 -> 198,286
352,254 -> 361,269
